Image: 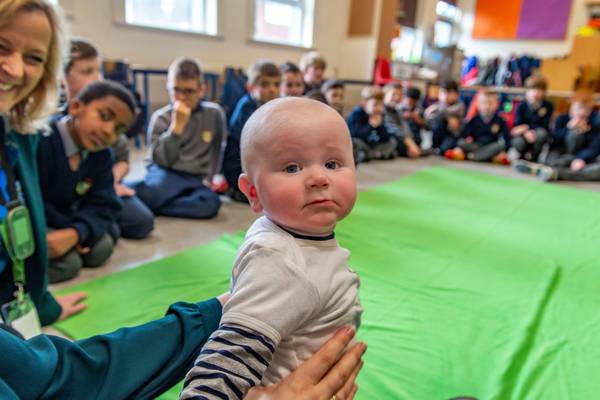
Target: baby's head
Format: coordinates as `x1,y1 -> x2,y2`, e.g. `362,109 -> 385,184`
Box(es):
239,97 -> 357,236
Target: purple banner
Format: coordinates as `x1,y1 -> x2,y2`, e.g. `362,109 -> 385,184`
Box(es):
516,0 -> 572,39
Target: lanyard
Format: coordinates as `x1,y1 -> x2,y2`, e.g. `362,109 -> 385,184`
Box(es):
0,124 -> 34,301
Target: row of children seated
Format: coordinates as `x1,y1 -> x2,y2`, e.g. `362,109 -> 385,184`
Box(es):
46,39 -> 600,284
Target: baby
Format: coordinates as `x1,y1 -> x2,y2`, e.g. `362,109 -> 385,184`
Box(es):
180,97 -> 362,399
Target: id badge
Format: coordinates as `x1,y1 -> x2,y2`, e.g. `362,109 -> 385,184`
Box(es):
1,293 -> 42,339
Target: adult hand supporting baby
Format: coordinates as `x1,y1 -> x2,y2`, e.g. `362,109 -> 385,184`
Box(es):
245,327 -> 366,400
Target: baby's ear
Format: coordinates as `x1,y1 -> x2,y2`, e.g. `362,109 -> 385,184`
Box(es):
238,173 -> 262,213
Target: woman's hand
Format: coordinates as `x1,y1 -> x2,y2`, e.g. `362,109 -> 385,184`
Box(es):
245,326 -> 366,400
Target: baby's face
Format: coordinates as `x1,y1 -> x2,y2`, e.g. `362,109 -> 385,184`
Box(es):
249,109 -> 356,236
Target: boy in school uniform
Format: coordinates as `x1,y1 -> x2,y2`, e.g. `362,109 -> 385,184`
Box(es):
445,90 -> 510,164
347,86 -> 398,162
424,79 -> 465,154
279,62 -> 305,97
63,38 -> 154,239
180,97 -> 362,399
383,82 -> 422,158
132,58 -> 227,219
398,86 -> 425,146
299,51 -> 327,93
222,60 -> 280,202
321,79 -> 346,115
38,81 -> 136,283
510,75 -> 554,161
515,96 -> 600,181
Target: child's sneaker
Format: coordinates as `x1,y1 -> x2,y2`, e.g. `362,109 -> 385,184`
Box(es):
444,149 -> 465,161
538,165 -> 558,182
513,160 -> 541,175
492,152 -> 510,166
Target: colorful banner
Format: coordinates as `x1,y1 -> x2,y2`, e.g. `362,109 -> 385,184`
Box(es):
473,0 -> 572,40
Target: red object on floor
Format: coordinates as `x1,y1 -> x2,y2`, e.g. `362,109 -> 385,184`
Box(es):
444,149 -> 465,161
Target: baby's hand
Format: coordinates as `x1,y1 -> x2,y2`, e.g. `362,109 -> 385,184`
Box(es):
570,158 -> 586,171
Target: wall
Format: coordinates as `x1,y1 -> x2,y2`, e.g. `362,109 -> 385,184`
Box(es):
458,0 -> 589,59
59,0 -> 372,109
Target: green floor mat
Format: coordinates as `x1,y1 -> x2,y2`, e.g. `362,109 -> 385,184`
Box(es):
55,166 -> 600,399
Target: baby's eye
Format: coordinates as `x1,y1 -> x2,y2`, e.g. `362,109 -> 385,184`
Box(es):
325,161 -> 339,170
284,164 -> 300,173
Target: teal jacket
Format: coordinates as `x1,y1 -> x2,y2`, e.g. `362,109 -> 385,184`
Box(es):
0,298 -> 221,399
0,126 -> 61,325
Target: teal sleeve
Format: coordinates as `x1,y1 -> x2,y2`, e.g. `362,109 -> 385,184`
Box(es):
0,298 -> 222,400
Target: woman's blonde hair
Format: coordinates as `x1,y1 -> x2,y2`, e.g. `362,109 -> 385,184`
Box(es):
0,0 -> 66,132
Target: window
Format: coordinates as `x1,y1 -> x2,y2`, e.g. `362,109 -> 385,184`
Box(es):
124,0 -> 218,35
434,1 -> 461,48
252,0 -> 315,47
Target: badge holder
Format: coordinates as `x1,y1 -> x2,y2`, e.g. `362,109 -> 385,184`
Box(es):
0,205 -> 40,339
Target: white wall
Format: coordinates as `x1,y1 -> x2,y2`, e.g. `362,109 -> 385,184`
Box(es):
62,0 -> 350,75
457,0 -> 589,59
59,0 -> 377,109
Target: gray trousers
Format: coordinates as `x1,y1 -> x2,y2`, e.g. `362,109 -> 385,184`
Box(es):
546,131 -> 586,168
457,139 -> 505,162
511,128 -> 549,161
557,162 -> 600,181
48,233 -> 114,283
353,137 -> 398,161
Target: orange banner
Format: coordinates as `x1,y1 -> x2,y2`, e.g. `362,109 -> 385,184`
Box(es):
472,0 -> 522,39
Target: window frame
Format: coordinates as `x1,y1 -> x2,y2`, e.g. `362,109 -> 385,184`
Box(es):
434,0 -> 461,48
249,0 -> 316,49
112,0 -> 223,39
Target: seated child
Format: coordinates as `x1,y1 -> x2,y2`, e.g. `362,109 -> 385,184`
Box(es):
133,57 -> 226,219
515,95 -> 600,181
222,59 -> 280,202
279,62 -> 304,97
63,38 -> 154,239
510,75 -> 553,161
347,86 -> 398,162
38,81 -> 135,283
424,79 -> 465,154
446,90 -> 510,164
398,86 -> 424,146
321,79 -> 345,115
299,51 -> 327,93
180,97 -> 362,399
383,82 -> 422,158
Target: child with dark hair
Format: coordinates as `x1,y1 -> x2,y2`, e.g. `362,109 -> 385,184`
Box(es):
398,86 -> 425,145
222,59 -> 280,202
39,80 -> 136,283
347,86 -> 398,162
445,90 -> 510,164
321,80 -> 345,115
279,62 -> 304,97
383,82 -> 422,158
62,37 -> 154,240
133,57 -> 227,218
510,75 -> 553,161
424,79 -> 465,154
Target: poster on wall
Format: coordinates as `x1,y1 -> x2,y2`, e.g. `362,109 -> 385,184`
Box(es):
473,0 -> 572,40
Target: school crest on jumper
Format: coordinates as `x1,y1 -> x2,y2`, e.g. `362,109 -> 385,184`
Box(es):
75,178 -> 93,196
201,130 -> 213,143
491,124 -> 500,134
538,107 -> 547,117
